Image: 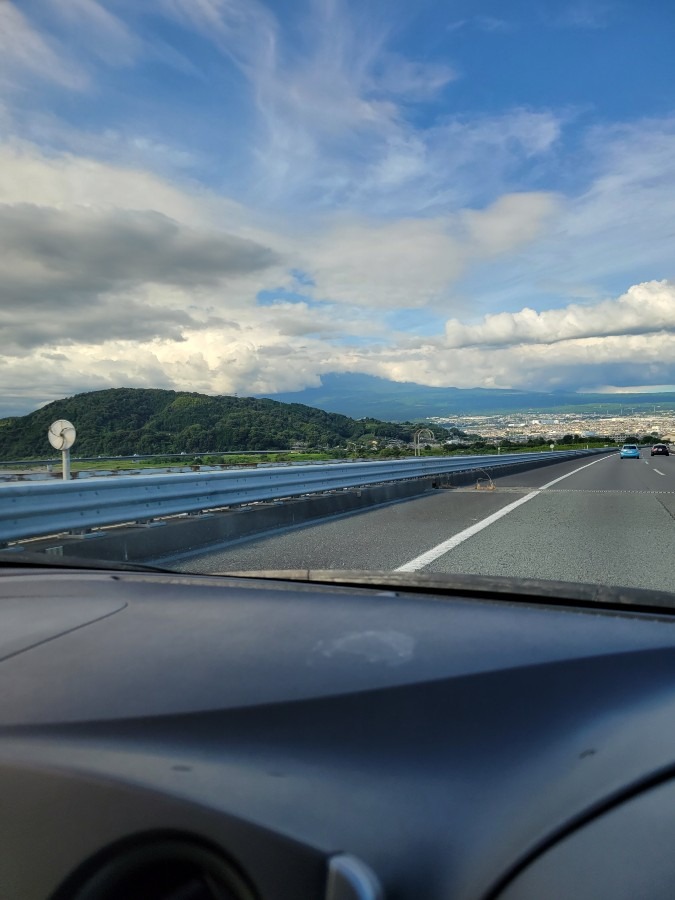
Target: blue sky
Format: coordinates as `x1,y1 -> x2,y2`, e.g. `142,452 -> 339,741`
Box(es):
1,0 -> 675,414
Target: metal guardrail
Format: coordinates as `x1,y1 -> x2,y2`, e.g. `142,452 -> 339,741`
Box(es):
0,449 -> 611,545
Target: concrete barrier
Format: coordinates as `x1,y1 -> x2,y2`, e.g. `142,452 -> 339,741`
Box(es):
18,478 -> 437,562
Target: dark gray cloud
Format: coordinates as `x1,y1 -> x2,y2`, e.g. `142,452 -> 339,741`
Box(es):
0,202 -> 278,304
0,297 -> 194,350
0,202 -> 279,346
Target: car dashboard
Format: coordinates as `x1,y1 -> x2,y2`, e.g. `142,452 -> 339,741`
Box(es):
3,564 -> 675,899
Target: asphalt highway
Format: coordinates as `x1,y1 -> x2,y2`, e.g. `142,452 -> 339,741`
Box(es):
168,450 -> 675,593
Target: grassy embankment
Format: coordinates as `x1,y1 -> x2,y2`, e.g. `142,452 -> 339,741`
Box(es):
48,442 -> 615,474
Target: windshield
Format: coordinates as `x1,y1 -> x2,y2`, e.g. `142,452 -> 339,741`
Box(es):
2,1 -> 675,602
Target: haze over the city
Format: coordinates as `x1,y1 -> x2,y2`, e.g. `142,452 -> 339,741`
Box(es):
2,0 -> 675,416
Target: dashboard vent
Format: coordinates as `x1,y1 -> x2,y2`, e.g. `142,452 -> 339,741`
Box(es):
56,836 -> 257,900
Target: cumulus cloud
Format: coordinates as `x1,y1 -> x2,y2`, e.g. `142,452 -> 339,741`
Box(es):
0,142 -> 385,408
344,328 -> 675,395
0,197 -> 279,349
0,138 -> 295,351
260,301 -> 350,338
320,280 -> 675,395
6,314 -> 675,417
1,295 -> 193,352
0,203 -> 278,298
2,0 -> 675,414
0,130 -> 628,411
0,322 -> 351,415
445,280 -> 675,348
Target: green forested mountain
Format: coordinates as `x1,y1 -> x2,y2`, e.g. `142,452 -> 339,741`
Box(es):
0,388 -> 436,459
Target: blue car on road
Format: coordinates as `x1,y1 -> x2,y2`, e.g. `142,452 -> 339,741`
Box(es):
620,443 -> 640,459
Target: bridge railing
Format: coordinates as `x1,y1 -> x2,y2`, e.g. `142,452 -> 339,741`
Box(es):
1,449 -> 611,545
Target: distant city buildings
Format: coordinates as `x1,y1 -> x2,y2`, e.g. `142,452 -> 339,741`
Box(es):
427,410 -> 675,443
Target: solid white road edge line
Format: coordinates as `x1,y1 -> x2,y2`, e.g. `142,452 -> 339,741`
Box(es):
395,454 -> 613,573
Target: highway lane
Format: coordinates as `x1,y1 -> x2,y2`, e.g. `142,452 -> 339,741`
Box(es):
165,450 -> 675,593
419,450 -> 675,591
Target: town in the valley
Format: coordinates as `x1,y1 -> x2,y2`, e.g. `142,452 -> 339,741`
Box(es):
430,407 -> 675,446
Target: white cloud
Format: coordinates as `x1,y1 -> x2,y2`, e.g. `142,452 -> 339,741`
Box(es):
299,192 -> 560,309
362,109 -> 563,215
462,192 -> 560,256
375,55 -> 458,99
344,327 -> 675,394
0,0 -> 564,221
164,0 -> 399,208
0,139 -> 383,408
163,0 -> 279,80
0,135 -> 571,412
474,16 -> 514,33
50,0 -> 140,67
472,118 -> 675,311
432,108 -> 562,170
300,216 -> 465,309
1,0 -> 675,414
8,310 -> 675,416
0,139 -> 273,240
550,2 -> 613,29
163,0 -> 540,215
0,139 -> 288,358
312,280 -> 675,394
445,280 -> 675,348
0,322 -> 351,414
0,2 -> 87,90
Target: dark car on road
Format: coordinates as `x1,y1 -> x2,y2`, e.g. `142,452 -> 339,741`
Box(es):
651,443 -> 670,456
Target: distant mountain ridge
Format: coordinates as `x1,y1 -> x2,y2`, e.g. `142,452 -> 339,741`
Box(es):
257,373 -> 675,419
